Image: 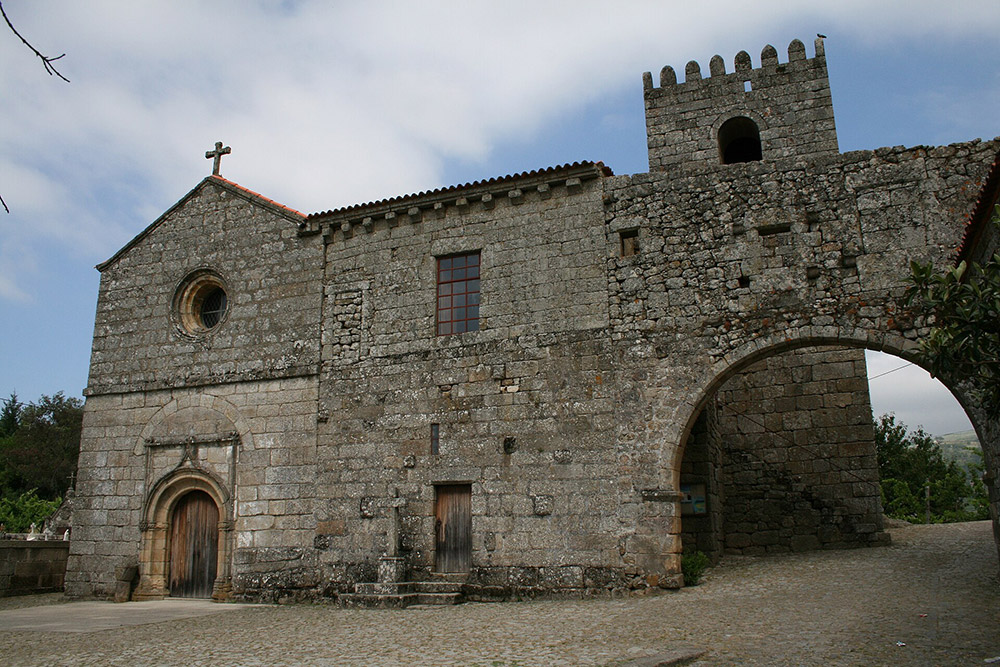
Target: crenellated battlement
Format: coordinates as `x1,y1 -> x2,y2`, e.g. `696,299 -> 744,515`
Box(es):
642,38 -> 826,92
643,38 -> 838,172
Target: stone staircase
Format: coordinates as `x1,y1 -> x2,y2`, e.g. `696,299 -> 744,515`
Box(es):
339,575 -> 465,608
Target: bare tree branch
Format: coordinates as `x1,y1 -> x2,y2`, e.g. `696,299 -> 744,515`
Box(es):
1,1 -> 70,83
1,2 -> 70,213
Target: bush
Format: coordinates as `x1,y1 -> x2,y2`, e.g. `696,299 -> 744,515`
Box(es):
682,551 -> 710,586
0,489 -> 61,533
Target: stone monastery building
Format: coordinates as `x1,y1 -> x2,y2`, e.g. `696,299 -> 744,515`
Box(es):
66,38 -> 1000,603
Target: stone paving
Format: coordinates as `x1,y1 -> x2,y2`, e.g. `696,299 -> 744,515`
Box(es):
2,521 -> 997,666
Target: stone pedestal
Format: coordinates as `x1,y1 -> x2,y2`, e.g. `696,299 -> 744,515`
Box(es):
212,576 -> 233,601
374,555 -> 408,594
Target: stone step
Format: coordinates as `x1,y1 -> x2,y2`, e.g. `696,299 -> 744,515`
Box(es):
352,581 -> 464,596
427,572 -> 468,583
413,592 -> 463,606
344,577 -> 466,608
354,582 -> 415,596
339,592 -> 420,609
339,589 -> 463,608
411,581 -> 463,594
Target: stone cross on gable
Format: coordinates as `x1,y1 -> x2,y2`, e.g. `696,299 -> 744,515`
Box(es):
205,141 -> 231,176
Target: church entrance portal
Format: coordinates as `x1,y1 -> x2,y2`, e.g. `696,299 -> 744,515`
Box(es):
434,484 -> 471,573
168,490 -> 219,598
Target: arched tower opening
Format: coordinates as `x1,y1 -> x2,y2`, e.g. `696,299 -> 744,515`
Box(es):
718,116 -> 762,164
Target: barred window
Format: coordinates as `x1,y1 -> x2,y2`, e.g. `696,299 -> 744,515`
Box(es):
174,270 -> 229,335
437,252 -> 480,335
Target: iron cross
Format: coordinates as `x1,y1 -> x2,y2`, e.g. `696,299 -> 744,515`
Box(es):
205,141 -> 231,176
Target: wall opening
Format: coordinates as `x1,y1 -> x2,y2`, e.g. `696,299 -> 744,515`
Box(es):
718,116 -> 762,164
680,346 -> 886,561
678,343 -> 987,565
865,350 -> 985,525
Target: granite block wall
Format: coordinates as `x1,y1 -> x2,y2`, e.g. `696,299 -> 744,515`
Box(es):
0,540 -> 69,596
65,39 -> 1000,600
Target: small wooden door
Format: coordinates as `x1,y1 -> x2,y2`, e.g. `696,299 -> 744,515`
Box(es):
169,490 -> 219,598
435,484 -> 471,573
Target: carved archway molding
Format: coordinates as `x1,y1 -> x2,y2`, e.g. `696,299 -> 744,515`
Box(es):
129,392 -> 251,601
133,465 -> 234,601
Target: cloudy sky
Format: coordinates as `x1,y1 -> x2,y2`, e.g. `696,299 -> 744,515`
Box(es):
2,1 -> 998,436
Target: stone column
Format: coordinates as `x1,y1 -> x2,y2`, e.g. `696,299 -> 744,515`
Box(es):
133,522 -> 168,600
377,489 -> 408,587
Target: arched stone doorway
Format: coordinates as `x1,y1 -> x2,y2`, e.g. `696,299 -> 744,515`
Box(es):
133,469 -> 233,601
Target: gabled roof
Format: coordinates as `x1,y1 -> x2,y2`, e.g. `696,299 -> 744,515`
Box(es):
955,148 -> 1000,266
307,161 -> 613,221
97,175 -> 305,272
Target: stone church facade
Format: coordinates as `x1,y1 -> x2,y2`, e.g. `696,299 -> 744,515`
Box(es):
65,38 -> 999,602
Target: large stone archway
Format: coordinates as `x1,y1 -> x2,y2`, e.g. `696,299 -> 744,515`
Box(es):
647,328 -> 996,576
602,136 -> 1000,581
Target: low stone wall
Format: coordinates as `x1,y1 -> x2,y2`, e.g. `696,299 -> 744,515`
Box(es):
0,539 -> 70,597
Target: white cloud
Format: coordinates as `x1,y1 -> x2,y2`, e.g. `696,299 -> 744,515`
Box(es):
2,0 -> 1000,405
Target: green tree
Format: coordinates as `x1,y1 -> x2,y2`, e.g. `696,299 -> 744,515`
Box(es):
905,207 -> 1000,414
874,413 -> 987,522
0,392 -> 23,437
0,392 -> 24,493
0,392 -> 82,500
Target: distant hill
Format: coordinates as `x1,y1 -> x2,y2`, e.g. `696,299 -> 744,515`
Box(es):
934,430 -> 983,472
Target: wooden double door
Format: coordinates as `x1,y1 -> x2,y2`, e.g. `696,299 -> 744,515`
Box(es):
169,490 -> 219,598
435,484 -> 471,573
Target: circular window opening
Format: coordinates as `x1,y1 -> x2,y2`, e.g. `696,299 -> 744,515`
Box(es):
174,271 -> 229,335
199,287 -> 227,328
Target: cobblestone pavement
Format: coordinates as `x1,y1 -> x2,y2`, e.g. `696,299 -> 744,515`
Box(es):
2,521 -> 997,666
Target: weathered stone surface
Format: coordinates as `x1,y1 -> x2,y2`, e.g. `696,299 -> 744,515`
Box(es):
65,38 -> 1000,602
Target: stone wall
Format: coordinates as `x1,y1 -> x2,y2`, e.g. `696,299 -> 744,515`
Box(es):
0,540 -> 69,597
87,178 -> 322,395
307,167 -> 642,595
66,377 -> 319,599
679,400 -> 725,558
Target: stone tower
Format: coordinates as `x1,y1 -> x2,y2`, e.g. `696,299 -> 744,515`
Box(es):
643,37 -> 838,171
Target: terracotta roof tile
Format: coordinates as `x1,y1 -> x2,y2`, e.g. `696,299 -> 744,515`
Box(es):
955,148 -> 1000,265
210,175 -> 306,219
